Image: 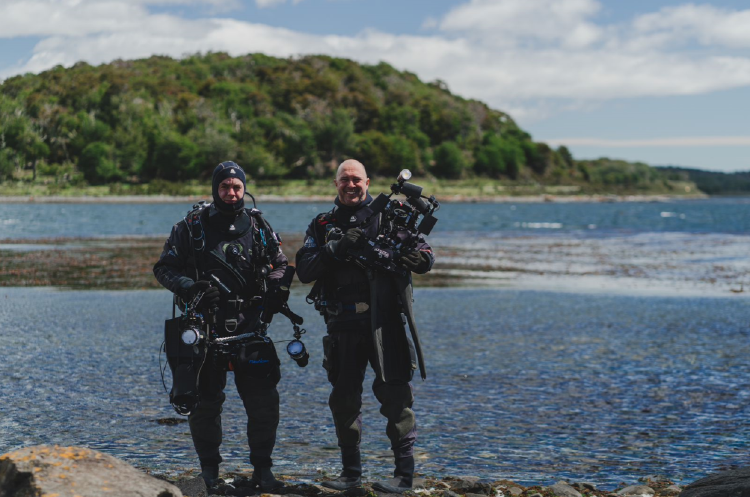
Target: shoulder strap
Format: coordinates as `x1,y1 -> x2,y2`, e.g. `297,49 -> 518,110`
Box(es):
246,207 -> 280,256
183,201 -> 210,280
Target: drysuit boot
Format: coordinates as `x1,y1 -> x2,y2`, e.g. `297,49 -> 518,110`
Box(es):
251,467 -> 284,492
371,455 -> 414,494
322,451 -> 363,491
199,465 -> 219,488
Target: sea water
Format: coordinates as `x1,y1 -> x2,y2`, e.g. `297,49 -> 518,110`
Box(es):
2,198 -> 750,239
2,198 -> 750,489
1,287 -> 749,488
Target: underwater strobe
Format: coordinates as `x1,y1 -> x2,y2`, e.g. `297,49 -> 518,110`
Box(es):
287,338 -> 309,367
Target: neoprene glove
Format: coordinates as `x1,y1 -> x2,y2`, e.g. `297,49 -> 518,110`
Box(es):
187,280 -> 221,311
327,228 -> 366,257
265,284 -> 290,315
397,249 -> 431,273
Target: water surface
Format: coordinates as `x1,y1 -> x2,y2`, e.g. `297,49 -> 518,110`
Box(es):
2,198 -> 750,240
2,287 -> 749,489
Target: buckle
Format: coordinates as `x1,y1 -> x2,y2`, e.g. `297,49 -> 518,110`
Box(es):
228,298 -> 244,310
325,302 -> 343,316
224,319 -> 239,333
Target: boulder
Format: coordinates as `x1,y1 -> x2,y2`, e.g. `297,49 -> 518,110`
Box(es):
449,479 -> 492,495
680,467 -> 750,497
546,481 -> 582,497
173,476 -> 207,497
0,445 -> 182,497
616,484 -> 654,496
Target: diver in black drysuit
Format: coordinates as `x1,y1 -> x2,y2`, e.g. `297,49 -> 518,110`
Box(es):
296,160 -> 434,494
154,162 -> 289,491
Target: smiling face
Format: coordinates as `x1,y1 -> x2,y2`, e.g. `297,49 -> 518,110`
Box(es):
218,177 -> 244,204
334,160 -> 369,207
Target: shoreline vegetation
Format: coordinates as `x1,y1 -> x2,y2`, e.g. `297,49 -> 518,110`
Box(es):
0,52 -> 707,200
0,178 -> 708,204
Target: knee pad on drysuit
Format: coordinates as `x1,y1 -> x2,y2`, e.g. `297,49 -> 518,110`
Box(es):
165,317 -> 208,416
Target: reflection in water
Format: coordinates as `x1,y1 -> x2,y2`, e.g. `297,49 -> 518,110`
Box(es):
2,287 -> 750,489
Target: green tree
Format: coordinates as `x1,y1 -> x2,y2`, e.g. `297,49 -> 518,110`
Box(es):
354,131 -> 417,177
0,149 -> 15,180
239,145 -> 287,178
144,132 -> 200,180
432,141 -> 466,179
557,145 -> 574,168
474,134 -> 506,178
314,109 -> 355,164
79,141 -> 120,183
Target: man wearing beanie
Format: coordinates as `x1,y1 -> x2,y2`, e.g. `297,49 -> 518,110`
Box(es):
154,161 -> 291,490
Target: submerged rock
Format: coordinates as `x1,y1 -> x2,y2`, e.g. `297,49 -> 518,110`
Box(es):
0,445 -> 182,497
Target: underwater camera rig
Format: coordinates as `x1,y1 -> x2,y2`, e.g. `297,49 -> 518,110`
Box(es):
162,266 -> 306,416
330,169 -> 440,276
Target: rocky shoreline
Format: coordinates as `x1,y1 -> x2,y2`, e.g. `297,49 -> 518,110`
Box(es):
164,471 -> 683,497
0,445 -> 693,497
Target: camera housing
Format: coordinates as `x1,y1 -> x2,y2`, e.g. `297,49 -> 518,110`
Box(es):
341,169 -> 439,275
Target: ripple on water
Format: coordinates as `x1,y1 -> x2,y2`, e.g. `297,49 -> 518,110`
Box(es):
1,287 -> 750,489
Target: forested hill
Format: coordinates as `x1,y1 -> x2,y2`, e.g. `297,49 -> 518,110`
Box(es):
659,167 -> 750,195
0,52 -> 690,194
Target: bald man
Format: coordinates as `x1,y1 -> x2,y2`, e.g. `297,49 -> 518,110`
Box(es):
296,160 -> 434,493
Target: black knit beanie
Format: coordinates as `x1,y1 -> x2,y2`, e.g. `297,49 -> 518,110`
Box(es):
212,161 -> 246,214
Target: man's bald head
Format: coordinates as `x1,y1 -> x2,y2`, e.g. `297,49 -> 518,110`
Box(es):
336,159 -> 367,180
334,159 -> 370,207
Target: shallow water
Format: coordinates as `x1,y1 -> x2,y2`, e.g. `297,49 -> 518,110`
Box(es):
2,287 -> 749,489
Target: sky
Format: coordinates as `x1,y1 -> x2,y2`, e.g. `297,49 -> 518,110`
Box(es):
1,0 -> 749,172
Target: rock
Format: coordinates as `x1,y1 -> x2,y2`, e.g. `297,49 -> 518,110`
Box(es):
342,487 -> 368,497
449,479 -> 492,495
466,493 -> 488,497
573,482 -> 598,491
441,490 -> 461,497
0,445 -> 182,497
508,487 -> 523,496
661,485 -> 681,495
528,494 -> 543,497
174,475 -> 208,497
616,485 -> 654,496
413,478 -> 428,490
680,467 -> 750,497
546,481 -> 582,497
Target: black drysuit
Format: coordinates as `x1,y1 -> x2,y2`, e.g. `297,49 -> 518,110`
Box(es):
154,204 -> 288,470
295,195 -> 434,461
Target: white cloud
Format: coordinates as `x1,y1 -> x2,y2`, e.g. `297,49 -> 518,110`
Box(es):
3,0 -> 750,125
439,0 -> 604,49
0,0 -> 239,38
545,136 -> 750,147
634,4 -> 750,49
255,0 -> 305,8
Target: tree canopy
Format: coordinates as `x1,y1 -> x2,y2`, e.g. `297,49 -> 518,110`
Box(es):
0,52 -> 689,193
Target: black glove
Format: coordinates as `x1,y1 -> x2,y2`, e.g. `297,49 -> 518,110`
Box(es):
397,249 -> 430,273
187,280 -> 221,312
265,284 -> 290,316
327,228 -> 366,257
